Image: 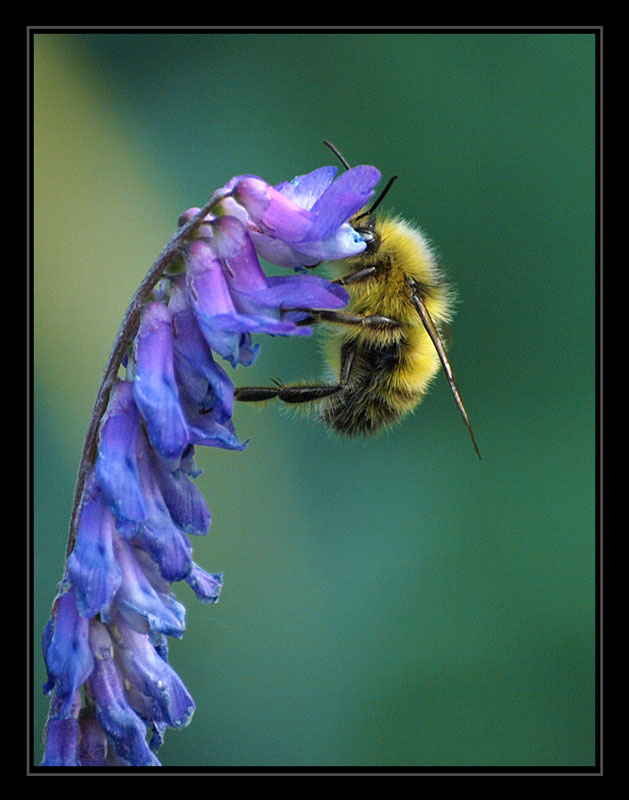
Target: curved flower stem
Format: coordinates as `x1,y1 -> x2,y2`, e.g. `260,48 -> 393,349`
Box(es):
66,190 -> 229,559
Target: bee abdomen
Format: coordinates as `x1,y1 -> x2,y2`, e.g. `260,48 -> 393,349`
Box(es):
321,394 -> 402,436
320,341 -> 421,436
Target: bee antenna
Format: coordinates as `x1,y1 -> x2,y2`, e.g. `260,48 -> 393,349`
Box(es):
322,140 -> 352,171
354,175 -> 399,222
368,175 -> 398,214
322,141 -> 398,220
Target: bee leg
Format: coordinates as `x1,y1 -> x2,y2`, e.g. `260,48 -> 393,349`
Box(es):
293,308 -> 402,330
294,263 -> 376,279
332,266 -> 377,286
234,384 -> 342,404
235,351 -> 356,405
408,281 -> 481,459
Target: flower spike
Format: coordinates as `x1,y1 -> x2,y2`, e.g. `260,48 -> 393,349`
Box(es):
41,151 -> 382,766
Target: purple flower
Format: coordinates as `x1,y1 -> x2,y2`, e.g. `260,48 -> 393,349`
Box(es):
133,302 -> 247,454
96,380 -> 146,523
40,691 -> 82,766
42,588 -> 93,719
185,563 -> 223,604
41,154 -> 382,767
220,163 -> 381,267
185,215 -> 349,367
108,609 -> 195,729
66,474 -> 122,619
169,275 -> 233,425
133,302 -> 190,462
86,621 -> 162,766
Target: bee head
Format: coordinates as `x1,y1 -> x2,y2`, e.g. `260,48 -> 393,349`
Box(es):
351,211 -> 379,255
351,174 -> 398,255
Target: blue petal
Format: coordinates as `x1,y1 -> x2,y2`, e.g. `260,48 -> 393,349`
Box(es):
291,222 -> 369,261
40,717 -> 80,766
41,617 -> 55,695
248,232 -> 321,268
87,622 -> 161,767
42,588 -> 94,717
78,715 -> 109,766
193,314 -> 260,368
212,214 -> 269,293
182,398 -> 248,452
149,629 -> 169,662
185,564 -> 223,604
67,474 -> 123,619
179,444 -> 201,478
186,239 -> 262,366
195,306 -> 303,340
114,537 -> 186,638
234,333 -> 260,366
308,165 -> 381,240
96,381 -> 146,523
233,177 -> 315,242
113,615 -> 195,729
169,278 -> 235,424
186,227 -> 315,350
136,520 -> 192,584
243,274 -> 349,313
147,720 -> 168,754
128,435 -> 194,582
149,450 -> 211,537
274,166 -> 338,211
133,302 -> 189,461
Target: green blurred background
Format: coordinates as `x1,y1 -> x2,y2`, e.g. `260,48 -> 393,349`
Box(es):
33,32 -> 597,768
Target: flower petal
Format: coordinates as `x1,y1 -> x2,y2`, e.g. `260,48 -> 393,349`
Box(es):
169,277 -> 234,424
233,177 -> 314,242
185,564 -> 223,604
113,537 -> 186,638
212,214 -> 268,293
308,164 -> 381,240
41,717 -> 80,766
111,613 -> 195,729
42,587 -> 94,718
128,434 -> 193,583
248,232 -> 321,268
78,715 -> 109,766
185,238 -> 260,367
274,166 -> 338,211
96,381 -> 146,523
67,472 -> 123,619
87,621 -> 161,766
186,226 -> 316,360
289,222 -> 369,261
133,302 -> 189,461
242,274 -> 349,314
149,449 -> 211,537
182,400 -> 248,452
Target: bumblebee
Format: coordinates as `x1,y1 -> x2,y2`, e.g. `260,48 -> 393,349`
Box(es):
235,142 -> 480,457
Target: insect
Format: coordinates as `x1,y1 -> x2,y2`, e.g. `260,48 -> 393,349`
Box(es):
235,141 -> 480,458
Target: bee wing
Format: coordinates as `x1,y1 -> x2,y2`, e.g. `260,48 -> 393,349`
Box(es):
410,290 -> 481,459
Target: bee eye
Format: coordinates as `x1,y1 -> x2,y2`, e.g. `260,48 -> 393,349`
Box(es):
359,230 -> 374,244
